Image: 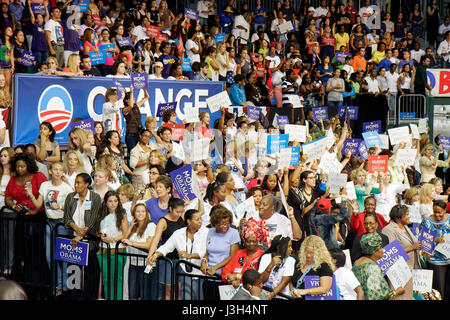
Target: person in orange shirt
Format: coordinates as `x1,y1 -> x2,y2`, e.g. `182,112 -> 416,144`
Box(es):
352,47 -> 367,72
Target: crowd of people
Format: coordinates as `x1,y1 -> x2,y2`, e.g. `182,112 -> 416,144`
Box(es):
0,0 -> 449,302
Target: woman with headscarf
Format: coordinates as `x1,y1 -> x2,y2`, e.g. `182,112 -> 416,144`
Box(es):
352,233 -> 406,300
221,217 -> 269,287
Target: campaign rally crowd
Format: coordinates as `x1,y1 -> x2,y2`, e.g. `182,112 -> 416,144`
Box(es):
0,0 -> 449,302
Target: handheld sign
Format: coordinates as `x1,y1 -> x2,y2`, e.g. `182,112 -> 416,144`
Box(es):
362,131 -> 382,148
88,50 -> 106,65
191,137 -> 210,161
74,0 -> 90,13
359,142 -> 369,160
284,124 -> 307,142
407,205 -> 422,224
338,106 -> 358,120
312,107 -> 328,121
388,126 -> 410,145
418,118 -> 427,133
278,147 -> 292,169
435,234 -> 450,259
219,285 -> 238,300
181,58 -> 192,71
438,136 -> 450,150
394,148 -> 417,167
385,256 -> 412,290
54,237 -> 89,266
169,164 -> 196,201
290,146 -> 301,166
419,226 -> 436,255
318,151 -> 343,174
287,95 -> 303,108
235,196 -> 257,222
247,106 -> 262,121
146,25 -> 161,38
98,43 -> 115,58
276,115 -> 289,130
255,64 -> 265,78
378,134 -> 389,149
302,136 -> 329,162
345,181 -> 357,200
19,50 -> 36,67
155,33 -> 168,43
31,3 -> 46,15
172,141 -> 185,161
267,134 -> 289,154
156,102 -> 177,117
70,118 -> 95,134
163,123 -> 185,141
342,139 -> 361,156
363,120 -> 382,134
116,36 -> 134,47
376,240 -> 410,275
413,269 -> 433,293
305,275 -> 338,300
184,106 -> 199,123
215,33 -> 225,44
131,73 -> 148,90
278,21 -> 294,34
410,124 -> 420,140
335,51 -> 351,63
206,91 -> 231,113
326,172 -> 347,195
185,8 -> 198,20
367,155 -> 388,173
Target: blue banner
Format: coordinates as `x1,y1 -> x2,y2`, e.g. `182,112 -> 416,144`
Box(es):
156,102 -> 177,117
169,164 -> 196,201
247,106 -> 262,121
13,74 -> 224,145
181,58 -> 192,71
362,131 -> 382,148
362,120 -> 382,134
305,275 -> 338,300
215,33 -> 225,44
54,237 -> 89,266
185,8 -> 198,20
338,106 -> 358,120
88,50 -> 106,65
70,118 -> 95,134
31,3 -> 46,15
267,134 -> 289,154
74,0 -> 90,13
131,73 -> 148,90
335,51 -> 351,63
98,43 -> 115,58
116,36 -> 134,48
290,146 -> 301,165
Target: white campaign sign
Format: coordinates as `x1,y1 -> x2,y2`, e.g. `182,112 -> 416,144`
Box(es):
318,151 -> 343,174
235,196 -> 257,222
219,285 -> 238,300
345,181 -> 357,200
278,182 -> 289,214
388,126 -> 410,145
394,149 -> 417,167
287,95 -> 303,108
191,138 -> 210,161
284,124 -> 307,142
343,249 -> 352,270
302,137 -> 329,163
379,134 -> 389,149
278,21 -> 294,34
410,124 -> 420,140
412,269 -> 433,293
386,256 -> 412,289
206,91 -> 231,113
172,141 -> 185,161
326,172 -> 347,195
435,234 -> 450,259
418,118 -> 427,133
407,205 -> 422,224
278,147 -> 291,169
184,106 -> 199,123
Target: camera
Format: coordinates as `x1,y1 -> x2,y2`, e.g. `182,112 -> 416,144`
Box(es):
185,264 -> 193,273
140,189 -> 146,195
20,203 -> 31,214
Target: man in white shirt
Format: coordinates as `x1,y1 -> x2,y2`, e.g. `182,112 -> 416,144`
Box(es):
341,56 -> 354,80
197,0 -> 210,26
438,16 -> 450,43
131,16 -> 149,45
329,249 -> 364,300
313,0 -> 328,29
437,31 -> 450,68
44,7 -> 65,67
411,41 -> 425,64
364,69 -> 381,94
359,0 -> 374,29
385,63 -> 399,113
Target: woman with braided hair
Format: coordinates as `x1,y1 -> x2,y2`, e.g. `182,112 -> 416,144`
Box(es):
221,217 -> 268,288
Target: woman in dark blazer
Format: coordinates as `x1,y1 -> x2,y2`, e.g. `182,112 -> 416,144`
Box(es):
63,173 -> 102,300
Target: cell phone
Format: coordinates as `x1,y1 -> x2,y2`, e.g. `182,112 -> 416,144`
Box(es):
25,182 -> 31,189
144,265 -> 152,274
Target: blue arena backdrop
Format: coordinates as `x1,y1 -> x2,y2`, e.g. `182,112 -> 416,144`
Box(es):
13,74 -> 225,145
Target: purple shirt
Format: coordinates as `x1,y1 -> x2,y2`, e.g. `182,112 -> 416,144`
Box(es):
32,23 -> 48,52
62,19 -> 81,51
158,54 -> 178,79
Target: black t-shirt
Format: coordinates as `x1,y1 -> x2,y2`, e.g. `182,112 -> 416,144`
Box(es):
291,262 -> 334,292
83,67 -> 102,77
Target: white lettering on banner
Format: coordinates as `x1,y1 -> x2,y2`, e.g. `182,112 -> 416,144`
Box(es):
67,265 -> 81,290
413,269 -> 433,293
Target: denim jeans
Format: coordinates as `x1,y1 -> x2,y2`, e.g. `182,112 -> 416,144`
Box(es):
125,133 -> 140,156
151,258 -> 176,300
128,264 -> 153,300
327,101 -> 342,118
46,220 -> 70,290
33,50 -> 48,67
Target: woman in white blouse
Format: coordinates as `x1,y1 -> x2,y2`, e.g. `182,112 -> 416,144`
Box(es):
147,208 -> 209,300
397,63 -> 415,95
216,42 -> 228,81
97,190 -> 128,300
375,170 -> 410,222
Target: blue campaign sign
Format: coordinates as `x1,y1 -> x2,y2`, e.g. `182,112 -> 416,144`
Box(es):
362,120 -> 382,134
277,115 -> 289,130
54,237 -> 89,266
419,227 -> 436,255
215,33 -> 225,44
312,107 -> 328,121
70,118 -> 95,134
400,112 -> 416,119
362,131 -> 383,148
98,43 -> 115,58
88,50 -> 106,65
116,36 -> 134,48
156,102 -> 177,117
290,146 -> 301,165
74,0 -> 90,13
335,51 -> 351,63
247,106 -> 262,121
305,275 -> 338,300
13,74 -> 224,145
376,240 -> 410,275
359,141 -> 369,160
31,3 -> 46,15
342,139 -> 361,156
438,136 -> 450,150
267,134 -> 289,154
169,164 -> 196,201
19,50 -> 36,67
185,8 -> 198,20
338,106 -> 358,120
181,58 -> 192,71
131,73 -> 148,90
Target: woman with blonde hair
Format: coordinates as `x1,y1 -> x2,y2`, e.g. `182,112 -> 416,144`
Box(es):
419,183 -> 437,219
62,53 -> 83,76
92,167 -> 116,199
148,149 -> 166,168
419,143 -> 449,183
351,168 -> 381,213
95,154 -> 120,188
403,186 -> 420,205
289,235 -> 334,299
144,116 -> 160,148
62,150 -> 87,188
68,127 -> 93,174
216,42 -> 228,81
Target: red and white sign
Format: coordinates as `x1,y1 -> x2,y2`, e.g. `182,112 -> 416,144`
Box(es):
163,123 -> 185,141
428,69 -> 450,97
368,155 -> 388,173
146,25 -> 160,38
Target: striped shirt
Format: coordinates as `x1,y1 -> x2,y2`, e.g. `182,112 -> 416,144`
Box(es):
281,80 -> 297,106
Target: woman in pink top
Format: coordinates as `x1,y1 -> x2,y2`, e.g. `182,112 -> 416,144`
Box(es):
82,28 -> 99,56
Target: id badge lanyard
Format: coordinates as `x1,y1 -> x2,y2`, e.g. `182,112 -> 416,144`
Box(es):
296,262 -> 315,289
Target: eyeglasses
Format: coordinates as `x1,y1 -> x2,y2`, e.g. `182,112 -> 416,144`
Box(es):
364,222 -> 377,226
217,222 -> 230,227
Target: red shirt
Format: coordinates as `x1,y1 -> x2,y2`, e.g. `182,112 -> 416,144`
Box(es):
221,248 -> 264,282
345,7 -> 358,24
350,211 -> 389,237
5,172 -> 48,212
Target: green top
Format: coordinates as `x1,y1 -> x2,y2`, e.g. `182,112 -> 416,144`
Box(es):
414,63 -> 428,86
352,260 -> 393,300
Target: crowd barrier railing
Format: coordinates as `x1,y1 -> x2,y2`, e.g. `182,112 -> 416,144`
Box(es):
397,94 -> 427,125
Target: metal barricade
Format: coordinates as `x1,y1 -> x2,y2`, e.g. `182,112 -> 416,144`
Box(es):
397,94 -> 427,125
0,206 -> 52,299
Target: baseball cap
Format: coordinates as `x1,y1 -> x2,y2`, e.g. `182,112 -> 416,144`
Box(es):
308,7 -> 315,12
154,61 -> 163,68
317,198 -> 332,210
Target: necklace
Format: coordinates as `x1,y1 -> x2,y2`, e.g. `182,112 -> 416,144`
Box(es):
303,189 -> 312,196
